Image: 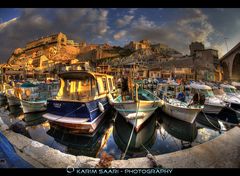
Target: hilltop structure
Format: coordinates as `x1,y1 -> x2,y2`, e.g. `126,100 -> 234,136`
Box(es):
0,33 -> 224,82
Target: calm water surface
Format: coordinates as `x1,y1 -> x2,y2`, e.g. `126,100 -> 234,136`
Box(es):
1,105 -> 223,160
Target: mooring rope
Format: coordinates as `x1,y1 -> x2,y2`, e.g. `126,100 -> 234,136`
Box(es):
202,111 -> 227,132
52,104 -> 85,122
121,85 -> 140,160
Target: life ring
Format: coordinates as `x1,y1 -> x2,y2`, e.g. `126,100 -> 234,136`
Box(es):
98,102 -> 105,113
25,89 -> 31,97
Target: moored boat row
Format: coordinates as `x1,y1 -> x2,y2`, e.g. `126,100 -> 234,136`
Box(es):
1,68 -> 240,135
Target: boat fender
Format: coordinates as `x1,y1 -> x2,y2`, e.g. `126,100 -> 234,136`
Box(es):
98,102 -> 105,113
107,93 -> 114,105
25,89 -> 31,97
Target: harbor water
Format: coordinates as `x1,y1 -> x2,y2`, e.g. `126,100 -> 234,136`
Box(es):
0,104 -> 223,160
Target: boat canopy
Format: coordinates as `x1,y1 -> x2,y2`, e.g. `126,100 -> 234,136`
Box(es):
220,84 -> 236,89
20,82 -> 37,88
232,82 -> 240,87
190,83 -> 212,90
59,71 -> 97,80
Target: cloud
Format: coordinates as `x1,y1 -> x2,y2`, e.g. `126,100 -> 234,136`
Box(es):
116,15 -> 134,28
113,9 -> 215,55
113,30 -> 127,40
129,8 -> 138,14
177,9 -> 214,43
0,17 -> 18,30
0,8 -> 109,62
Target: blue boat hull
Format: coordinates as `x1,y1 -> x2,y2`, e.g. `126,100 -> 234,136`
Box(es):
43,97 -> 111,134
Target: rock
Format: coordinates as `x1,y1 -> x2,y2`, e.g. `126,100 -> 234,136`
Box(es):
9,121 -> 30,138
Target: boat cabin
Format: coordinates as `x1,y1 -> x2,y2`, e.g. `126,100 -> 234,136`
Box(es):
56,71 -> 115,102
157,82 -> 181,99
189,83 -> 215,98
220,84 -> 237,94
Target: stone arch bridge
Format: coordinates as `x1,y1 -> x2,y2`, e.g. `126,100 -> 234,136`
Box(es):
220,42 -> 240,81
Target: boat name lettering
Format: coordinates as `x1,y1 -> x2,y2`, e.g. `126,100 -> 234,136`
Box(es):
53,103 -> 62,108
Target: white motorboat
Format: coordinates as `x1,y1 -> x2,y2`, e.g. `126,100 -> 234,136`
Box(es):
213,85 -> 240,112
156,81 -> 202,123
162,98 -> 203,123
189,83 -> 227,114
220,84 -> 240,99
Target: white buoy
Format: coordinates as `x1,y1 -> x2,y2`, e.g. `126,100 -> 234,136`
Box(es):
98,102 -> 105,113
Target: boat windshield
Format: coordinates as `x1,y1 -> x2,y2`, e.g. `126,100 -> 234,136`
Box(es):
199,89 -> 214,97
223,87 -> 237,94
57,78 -> 98,101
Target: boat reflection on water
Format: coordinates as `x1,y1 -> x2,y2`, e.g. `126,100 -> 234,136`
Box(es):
24,111 -> 47,126
46,118 -> 112,157
113,114 -> 157,157
8,105 -> 23,118
159,111 -> 198,148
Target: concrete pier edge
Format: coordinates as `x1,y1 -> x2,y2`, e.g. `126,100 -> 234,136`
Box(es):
0,116 -> 240,168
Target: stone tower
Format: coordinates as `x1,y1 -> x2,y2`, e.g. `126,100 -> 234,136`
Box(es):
189,42 -> 204,55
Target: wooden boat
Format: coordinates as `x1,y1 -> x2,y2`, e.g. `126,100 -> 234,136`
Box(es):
113,85 -> 162,132
43,71 -> 116,134
6,88 -> 21,106
189,83 -> 226,114
19,82 -> 59,113
158,82 -> 203,123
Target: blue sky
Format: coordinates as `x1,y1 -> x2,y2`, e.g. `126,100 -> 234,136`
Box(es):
0,8 -> 240,62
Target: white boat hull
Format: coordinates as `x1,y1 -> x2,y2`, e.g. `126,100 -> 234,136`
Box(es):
21,100 -> 47,113
114,101 -> 159,131
7,95 -> 20,106
162,101 -> 202,123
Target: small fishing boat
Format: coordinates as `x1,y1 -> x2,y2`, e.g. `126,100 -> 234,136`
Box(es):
188,83 -> 227,114
113,84 -> 162,132
158,82 -> 203,123
43,71 -> 116,134
18,81 -> 59,114
5,82 -> 22,106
